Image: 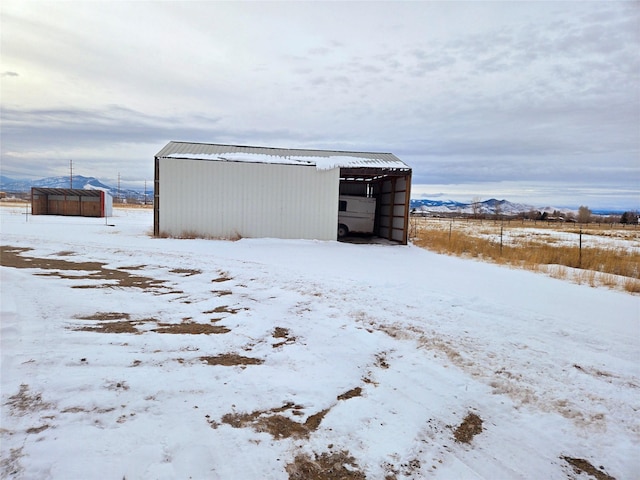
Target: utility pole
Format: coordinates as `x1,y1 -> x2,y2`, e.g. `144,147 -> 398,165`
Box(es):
117,173 -> 121,203
144,180 -> 147,205
69,159 -> 73,188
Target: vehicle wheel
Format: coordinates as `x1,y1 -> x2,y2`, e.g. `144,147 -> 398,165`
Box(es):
338,224 -> 348,238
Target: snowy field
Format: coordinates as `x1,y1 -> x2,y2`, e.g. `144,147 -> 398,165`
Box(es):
1,206 -> 639,479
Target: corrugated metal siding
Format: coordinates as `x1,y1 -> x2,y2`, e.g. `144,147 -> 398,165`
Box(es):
375,176 -> 411,243
158,158 -> 339,240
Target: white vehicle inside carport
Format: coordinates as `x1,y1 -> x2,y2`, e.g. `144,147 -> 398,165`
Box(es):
338,195 -> 376,238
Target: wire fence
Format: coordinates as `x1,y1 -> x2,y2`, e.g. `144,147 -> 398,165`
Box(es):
409,216 -> 640,276
411,217 -> 639,245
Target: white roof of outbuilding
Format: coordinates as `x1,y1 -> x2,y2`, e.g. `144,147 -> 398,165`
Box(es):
155,141 -> 411,171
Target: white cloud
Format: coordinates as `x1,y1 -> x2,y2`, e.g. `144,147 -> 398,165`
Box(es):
1,1 -> 638,209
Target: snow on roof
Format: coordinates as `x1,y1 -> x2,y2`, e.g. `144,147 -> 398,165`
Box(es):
155,141 -> 410,171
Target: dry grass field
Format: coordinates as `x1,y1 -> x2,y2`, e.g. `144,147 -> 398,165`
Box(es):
411,217 -> 640,293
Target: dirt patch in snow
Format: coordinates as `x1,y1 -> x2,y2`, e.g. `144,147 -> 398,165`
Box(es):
375,353 -> 390,369
211,273 -> 233,283
71,313 -> 230,335
76,312 -> 130,321
0,246 -> 165,291
272,327 -> 296,347
217,402 -> 329,439
561,456 -> 615,480
337,387 -> 362,401
5,385 -> 54,416
105,380 -> 130,391
0,446 -> 25,478
152,322 -> 230,334
304,409 -> 330,431
203,305 -> 244,315
199,354 -> 264,366
216,382 -> 364,439
76,321 -> 141,334
25,425 -> 50,434
203,305 -> 246,323
169,268 -> 202,276
73,312 -> 142,333
285,451 -> 366,480
211,289 -> 233,296
453,412 -> 483,443
61,406 -> 116,414
273,326 -> 290,338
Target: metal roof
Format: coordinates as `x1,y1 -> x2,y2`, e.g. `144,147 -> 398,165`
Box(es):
31,187 -> 104,197
155,141 -> 411,171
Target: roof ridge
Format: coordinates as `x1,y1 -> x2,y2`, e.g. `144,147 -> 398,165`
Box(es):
166,141 -> 394,156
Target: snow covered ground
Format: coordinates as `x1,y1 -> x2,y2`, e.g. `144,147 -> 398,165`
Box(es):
1,206 -> 638,479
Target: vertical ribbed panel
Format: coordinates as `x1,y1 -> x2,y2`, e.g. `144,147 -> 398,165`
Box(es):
158,158 -> 339,240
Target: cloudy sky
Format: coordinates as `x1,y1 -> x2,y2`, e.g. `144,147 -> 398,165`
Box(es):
1,1 -> 639,210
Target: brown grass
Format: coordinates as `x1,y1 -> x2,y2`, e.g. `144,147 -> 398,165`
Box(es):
152,322 -> 230,334
199,354 -> 264,366
5,385 -> 54,416
76,312 -> 130,321
561,456 -> 615,480
112,203 -> 153,209
156,229 -> 243,241
75,321 -> 140,334
0,446 -> 25,477
413,221 -> 639,291
286,451 -> 366,480
623,277 -> 640,293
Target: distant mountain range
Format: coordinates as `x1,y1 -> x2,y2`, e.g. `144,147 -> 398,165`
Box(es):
0,175 -> 149,203
1,175 -> 619,215
409,198 -> 573,216
409,199 -> 629,216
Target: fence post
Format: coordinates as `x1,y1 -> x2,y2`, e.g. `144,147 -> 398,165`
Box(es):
500,223 -> 503,255
579,228 -> 582,268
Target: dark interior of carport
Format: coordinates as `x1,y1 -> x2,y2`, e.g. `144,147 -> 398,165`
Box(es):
338,167 -> 412,244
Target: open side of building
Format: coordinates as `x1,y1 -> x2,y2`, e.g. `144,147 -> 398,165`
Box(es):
154,142 -> 412,244
31,188 -> 113,218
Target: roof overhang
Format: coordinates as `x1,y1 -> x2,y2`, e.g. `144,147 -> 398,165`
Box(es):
156,141 -> 411,172
31,188 -> 104,197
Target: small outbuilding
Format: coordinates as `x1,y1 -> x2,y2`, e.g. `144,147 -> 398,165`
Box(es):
31,188 -> 113,217
154,141 -> 412,243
